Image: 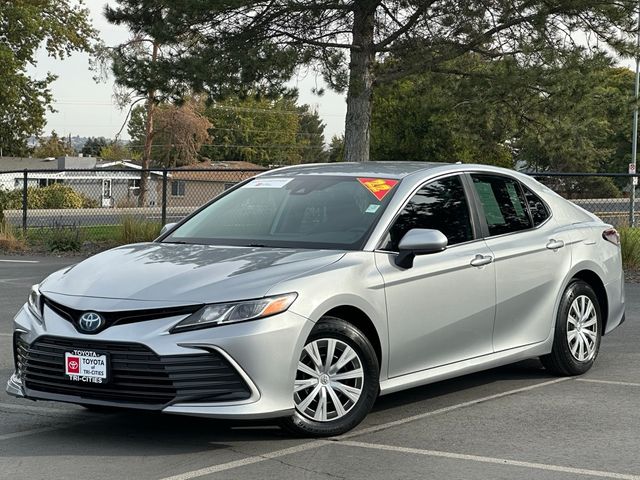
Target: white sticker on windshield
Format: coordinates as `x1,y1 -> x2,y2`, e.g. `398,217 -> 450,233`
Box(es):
365,204 -> 381,213
245,178 -> 293,189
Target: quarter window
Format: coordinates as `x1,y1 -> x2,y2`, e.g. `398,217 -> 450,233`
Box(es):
471,174 -> 532,236
383,175 -> 473,251
522,185 -> 550,226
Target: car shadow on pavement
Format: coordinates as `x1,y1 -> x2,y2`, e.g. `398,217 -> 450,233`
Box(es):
370,358 -> 552,414
0,358 -> 554,454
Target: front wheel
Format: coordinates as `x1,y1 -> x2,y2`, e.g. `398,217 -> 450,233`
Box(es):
281,317 -> 379,437
541,280 -> 602,376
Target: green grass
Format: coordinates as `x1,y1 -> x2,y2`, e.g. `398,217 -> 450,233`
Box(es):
120,216 -> 162,244
620,227 -> 640,269
24,220 -> 159,251
25,225 -> 123,245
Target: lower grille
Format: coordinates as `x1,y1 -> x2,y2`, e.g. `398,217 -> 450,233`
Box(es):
16,335 -> 251,407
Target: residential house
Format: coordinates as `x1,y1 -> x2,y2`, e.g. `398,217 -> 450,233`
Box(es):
167,161 -> 267,208
0,157 -> 163,207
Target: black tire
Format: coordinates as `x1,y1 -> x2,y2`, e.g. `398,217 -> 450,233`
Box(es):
541,280 -> 602,376
280,316 -> 379,437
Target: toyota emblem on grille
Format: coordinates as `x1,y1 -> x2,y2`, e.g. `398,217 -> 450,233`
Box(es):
78,312 -> 104,332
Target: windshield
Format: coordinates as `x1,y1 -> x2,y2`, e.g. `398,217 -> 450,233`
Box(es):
163,175 -> 400,250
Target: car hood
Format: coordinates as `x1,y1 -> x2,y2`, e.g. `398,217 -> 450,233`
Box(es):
40,242 -> 345,304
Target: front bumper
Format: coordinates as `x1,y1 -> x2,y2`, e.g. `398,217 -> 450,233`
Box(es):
7,302 -> 314,419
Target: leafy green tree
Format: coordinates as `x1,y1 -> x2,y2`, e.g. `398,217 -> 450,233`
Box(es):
516,54 -> 634,175
127,105 -> 146,154
297,105 -> 327,163
371,54 -> 518,166
201,96 -> 304,166
0,0 -> 96,156
33,131 -> 75,158
327,135 -> 345,163
371,50 -> 634,196
81,137 -> 110,157
133,1 -> 636,162
100,142 -> 137,162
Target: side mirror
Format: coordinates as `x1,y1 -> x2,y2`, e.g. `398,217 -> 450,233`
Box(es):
395,228 -> 448,268
159,223 -> 177,236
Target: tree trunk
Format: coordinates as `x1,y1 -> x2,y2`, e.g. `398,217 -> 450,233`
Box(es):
343,2 -> 377,162
139,41 -> 158,207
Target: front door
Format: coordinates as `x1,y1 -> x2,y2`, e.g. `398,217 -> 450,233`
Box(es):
102,179 -> 112,208
376,174 -> 496,378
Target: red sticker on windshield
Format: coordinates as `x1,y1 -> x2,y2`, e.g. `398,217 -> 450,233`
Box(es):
357,178 -> 399,201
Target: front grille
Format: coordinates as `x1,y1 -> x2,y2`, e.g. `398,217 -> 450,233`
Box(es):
43,296 -> 202,334
15,335 -> 252,407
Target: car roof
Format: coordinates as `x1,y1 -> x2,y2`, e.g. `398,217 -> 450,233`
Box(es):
260,161 -> 449,180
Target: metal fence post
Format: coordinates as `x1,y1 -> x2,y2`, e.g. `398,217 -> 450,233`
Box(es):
22,170 -> 27,234
161,169 -> 168,226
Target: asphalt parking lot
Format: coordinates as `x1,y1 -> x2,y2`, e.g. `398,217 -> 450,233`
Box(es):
1,255 -> 639,480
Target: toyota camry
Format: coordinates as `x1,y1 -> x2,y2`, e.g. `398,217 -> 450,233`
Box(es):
7,162 -> 625,436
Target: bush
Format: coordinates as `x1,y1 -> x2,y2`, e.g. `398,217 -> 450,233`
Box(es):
0,187 -> 20,220
620,227 -> 640,269
1,184 -> 98,209
43,224 -> 85,252
120,215 -> 162,244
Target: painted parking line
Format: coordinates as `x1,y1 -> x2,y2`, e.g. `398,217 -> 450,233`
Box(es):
341,440 -> 640,480
338,377 -> 571,440
159,440 -> 329,480
577,378 -> 640,388
0,259 -> 39,264
160,378 -> 568,480
0,333 -> 13,336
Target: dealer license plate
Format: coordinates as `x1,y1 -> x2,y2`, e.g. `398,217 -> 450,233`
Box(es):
64,350 -> 109,384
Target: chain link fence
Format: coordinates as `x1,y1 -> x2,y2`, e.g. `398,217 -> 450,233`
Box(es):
2,168 -> 640,250
529,172 -> 639,228
0,168 -> 265,248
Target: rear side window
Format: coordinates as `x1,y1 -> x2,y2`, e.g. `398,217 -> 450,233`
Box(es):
522,185 -> 550,226
383,175 -> 473,250
471,174 -> 532,236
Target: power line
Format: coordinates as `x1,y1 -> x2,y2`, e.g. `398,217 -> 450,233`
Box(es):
78,143 -> 327,153
51,101 -> 346,117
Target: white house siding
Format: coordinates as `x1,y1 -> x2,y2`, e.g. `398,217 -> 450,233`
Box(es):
0,171 -> 161,207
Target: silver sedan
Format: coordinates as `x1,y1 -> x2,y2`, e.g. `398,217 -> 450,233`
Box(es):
7,162 -> 625,436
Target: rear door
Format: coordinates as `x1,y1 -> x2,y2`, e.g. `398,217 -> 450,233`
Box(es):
468,173 -> 571,351
375,174 -> 497,377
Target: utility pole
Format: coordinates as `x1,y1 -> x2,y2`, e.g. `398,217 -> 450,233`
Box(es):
631,2 -> 640,227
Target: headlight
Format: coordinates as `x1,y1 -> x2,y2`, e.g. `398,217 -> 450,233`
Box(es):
171,293 -> 297,333
27,285 -> 43,323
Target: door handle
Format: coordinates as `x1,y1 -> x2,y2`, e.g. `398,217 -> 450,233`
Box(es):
470,254 -> 493,267
546,239 -> 565,250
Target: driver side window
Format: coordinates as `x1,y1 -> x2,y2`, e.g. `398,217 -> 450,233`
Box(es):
383,175 -> 474,251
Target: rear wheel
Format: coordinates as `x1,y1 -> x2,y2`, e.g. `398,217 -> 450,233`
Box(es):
541,280 -> 602,376
281,317 -> 379,437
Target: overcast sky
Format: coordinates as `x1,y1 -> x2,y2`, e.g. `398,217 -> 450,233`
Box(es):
32,1 -> 347,143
